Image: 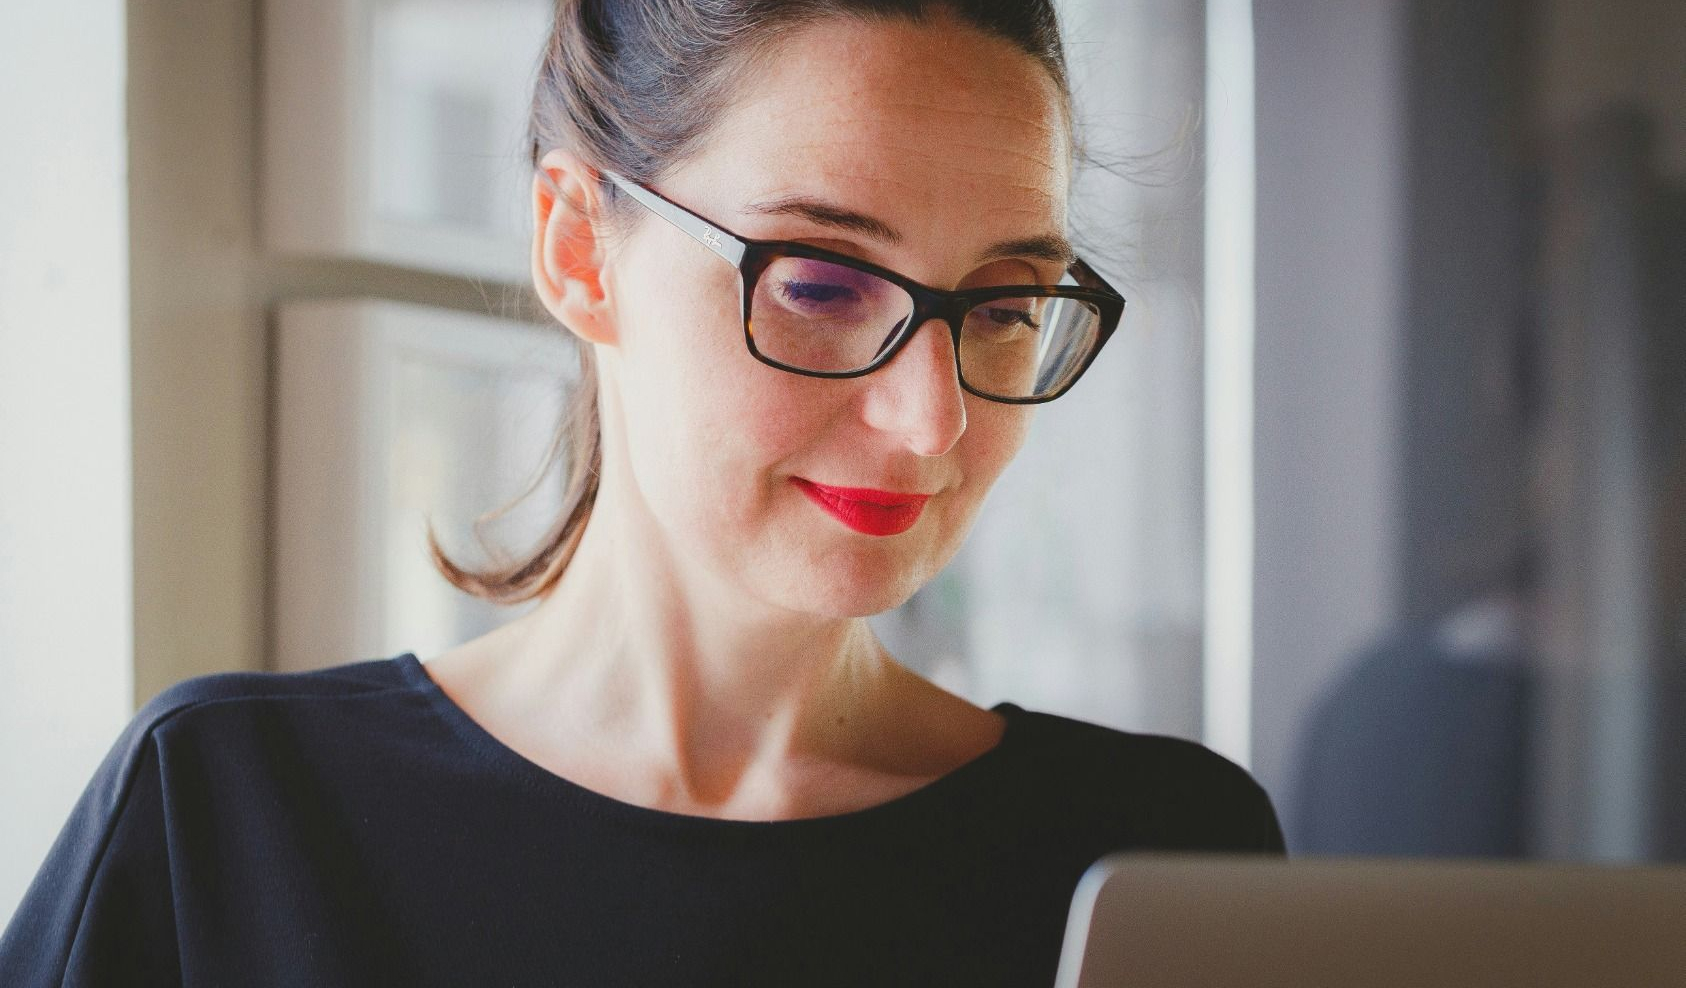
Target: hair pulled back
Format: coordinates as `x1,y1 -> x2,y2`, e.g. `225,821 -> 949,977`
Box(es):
430,0 -> 1073,604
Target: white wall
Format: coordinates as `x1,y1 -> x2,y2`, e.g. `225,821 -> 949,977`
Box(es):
0,0 -> 134,922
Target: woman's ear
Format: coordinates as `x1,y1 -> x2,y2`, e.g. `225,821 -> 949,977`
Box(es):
532,148 -> 618,347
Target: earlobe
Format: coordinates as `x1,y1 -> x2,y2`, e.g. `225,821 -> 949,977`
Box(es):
532,149 -> 618,347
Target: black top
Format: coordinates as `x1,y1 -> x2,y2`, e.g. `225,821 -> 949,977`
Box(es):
1,653 -> 1284,987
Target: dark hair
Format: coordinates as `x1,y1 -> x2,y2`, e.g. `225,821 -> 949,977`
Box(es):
430,0 -> 1076,604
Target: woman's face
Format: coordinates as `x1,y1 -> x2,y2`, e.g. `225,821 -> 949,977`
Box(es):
592,12 -> 1072,620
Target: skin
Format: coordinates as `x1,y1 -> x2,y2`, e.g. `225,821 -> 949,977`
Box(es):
422,10 -> 1073,821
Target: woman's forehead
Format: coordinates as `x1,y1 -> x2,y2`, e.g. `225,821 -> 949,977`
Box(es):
682,14 -> 1070,246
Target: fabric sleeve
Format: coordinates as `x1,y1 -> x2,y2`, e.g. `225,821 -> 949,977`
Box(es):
1108,732 -> 1291,856
1188,742 -> 1288,855
0,712 -> 182,986
1238,770 -> 1289,855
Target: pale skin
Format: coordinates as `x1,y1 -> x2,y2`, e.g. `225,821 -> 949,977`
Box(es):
421,11 -> 1073,821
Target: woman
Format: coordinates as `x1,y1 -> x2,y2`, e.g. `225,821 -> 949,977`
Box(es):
1,1 -> 1283,985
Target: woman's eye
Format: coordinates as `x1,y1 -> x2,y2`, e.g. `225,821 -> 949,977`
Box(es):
983,306 -> 1039,329
777,280 -> 859,309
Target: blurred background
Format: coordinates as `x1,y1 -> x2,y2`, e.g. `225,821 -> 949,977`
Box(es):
2,0 -> 1682,919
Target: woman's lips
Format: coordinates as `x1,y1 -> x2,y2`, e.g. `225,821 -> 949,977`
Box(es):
792,478 -> 930,536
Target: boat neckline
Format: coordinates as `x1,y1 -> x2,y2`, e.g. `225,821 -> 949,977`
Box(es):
392,651 -> 1028,837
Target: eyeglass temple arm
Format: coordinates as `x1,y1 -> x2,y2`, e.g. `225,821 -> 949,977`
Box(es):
1068,256 -> 1122,299
599,169 -> 747,267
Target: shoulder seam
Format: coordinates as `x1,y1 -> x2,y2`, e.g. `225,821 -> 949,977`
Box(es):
58,673 -> 416,971
59,726 -> 164,978
139,680 -> 418,737
135,662 -> 411,730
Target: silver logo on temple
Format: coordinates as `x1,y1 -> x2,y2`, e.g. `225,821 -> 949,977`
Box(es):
702,230 -> 723,250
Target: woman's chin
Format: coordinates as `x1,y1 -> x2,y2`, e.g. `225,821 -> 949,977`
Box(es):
758,553 -> 933,621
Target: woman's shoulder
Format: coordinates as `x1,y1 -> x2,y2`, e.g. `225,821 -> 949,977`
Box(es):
1009,704 -> 1259,787
133,653 -> 414,741
1007,704 -> 1286,854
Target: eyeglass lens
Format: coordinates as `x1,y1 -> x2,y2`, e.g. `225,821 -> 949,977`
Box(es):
747,256 -> 1101,400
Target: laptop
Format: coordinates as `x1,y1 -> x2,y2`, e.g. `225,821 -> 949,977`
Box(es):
1053,854 -> 1686,987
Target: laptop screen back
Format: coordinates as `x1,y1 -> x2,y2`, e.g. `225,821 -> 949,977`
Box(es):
1055,855 -> 1686,988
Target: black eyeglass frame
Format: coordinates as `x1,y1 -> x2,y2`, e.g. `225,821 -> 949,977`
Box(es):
597,169 -> 1126,405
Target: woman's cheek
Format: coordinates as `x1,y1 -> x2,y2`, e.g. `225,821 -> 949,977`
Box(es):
972,400 -> 1034,475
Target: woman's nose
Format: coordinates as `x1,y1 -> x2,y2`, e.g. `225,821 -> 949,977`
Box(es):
860,316 -> 967,457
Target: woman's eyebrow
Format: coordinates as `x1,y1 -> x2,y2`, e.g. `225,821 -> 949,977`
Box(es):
743,194 -> 1077,267
744,194 -> 902,244
985,232 -> 1078,267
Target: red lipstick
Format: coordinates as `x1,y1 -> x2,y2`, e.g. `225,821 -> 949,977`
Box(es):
793,478 -> 930,536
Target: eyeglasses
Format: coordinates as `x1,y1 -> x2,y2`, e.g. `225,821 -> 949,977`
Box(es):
598,170 -> 1126,404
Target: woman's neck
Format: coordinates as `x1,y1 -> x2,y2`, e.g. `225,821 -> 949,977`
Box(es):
493,498 -> 909,797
